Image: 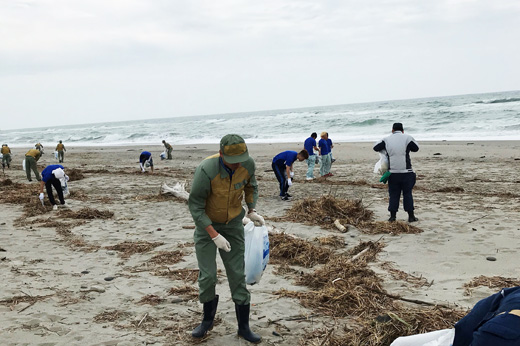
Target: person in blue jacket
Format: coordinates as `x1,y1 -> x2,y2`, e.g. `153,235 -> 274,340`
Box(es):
272,150 -> 309,201
318,132 -> 333,177
38,164 -> 68,210
453,286 -> 520,346
139,151 -> 154,174
304,133 -> 319,180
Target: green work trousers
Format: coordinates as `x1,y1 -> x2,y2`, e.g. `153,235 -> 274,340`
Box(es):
25,156 -> 41,181
2,154 -> 11,168
193,211 -> 250,305
167,147 -> 172,160
58,150 -> 64,163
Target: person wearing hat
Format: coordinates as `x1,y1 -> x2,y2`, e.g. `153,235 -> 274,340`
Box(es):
139,151 -> 154,173
25,148 -> 42,182
55,140 -> 66,163
35,142 -> 44,154
39,164 -> 69,210
373,123 -> 419,222
188,134 -> 264,343
1,144 -> 11,169
162,140 -> 173,160
272,149 -> 309,200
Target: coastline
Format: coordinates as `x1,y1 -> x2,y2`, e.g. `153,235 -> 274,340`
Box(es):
1,140 -> 519,344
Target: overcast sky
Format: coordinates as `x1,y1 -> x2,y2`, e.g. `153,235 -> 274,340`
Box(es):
1,0 -> 519,130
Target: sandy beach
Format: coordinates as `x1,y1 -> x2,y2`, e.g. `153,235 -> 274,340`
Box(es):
1,140 -> 520,345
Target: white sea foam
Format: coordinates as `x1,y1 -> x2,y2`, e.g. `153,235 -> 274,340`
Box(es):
2,90 -> 520,147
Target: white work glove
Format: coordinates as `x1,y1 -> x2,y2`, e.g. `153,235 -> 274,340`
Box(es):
290,171 -> 294,178
64,174 -> 70,182
212,234 -> 231,252
287,178 -> 293,186
248,211 -> 265,226
39,193 -> 44,200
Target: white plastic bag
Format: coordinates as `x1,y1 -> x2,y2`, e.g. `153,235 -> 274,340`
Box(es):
244,222 -> 269,285
22,159 -> 25,171
160,152 -> 166,160
54,151 -> 58,160
390,328 -> 454,346
374,150 -> 389,175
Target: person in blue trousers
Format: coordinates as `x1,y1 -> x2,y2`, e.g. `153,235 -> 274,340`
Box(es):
272,150 -> 308,200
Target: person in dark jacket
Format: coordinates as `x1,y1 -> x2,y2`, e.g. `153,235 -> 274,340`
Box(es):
453,286 -> 520,346
373,123 -> 419,222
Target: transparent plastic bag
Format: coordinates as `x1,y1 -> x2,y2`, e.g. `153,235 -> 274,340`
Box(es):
244,222 -> 269,285
374,150 -> 389,175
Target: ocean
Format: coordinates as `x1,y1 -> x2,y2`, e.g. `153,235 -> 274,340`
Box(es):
2,90 -> 520,147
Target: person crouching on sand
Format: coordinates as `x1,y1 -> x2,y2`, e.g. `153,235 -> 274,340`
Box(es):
188,134 -> 265,343
272,149 -> 309,201
139,151 -> 154,174
39,165 -> 69,210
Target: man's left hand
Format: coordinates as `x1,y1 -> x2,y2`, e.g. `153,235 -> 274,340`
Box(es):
248,210 -> 265,226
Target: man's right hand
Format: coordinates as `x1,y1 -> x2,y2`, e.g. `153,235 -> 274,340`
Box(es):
212,234 -> 231,252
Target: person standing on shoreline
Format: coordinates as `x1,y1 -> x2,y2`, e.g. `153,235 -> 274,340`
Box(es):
318,132 -> 332,177
1,144 -> 11,169
272,149 -> 309,200
162,140 -> 173,160
55,140 -> 66,163
188,134 -> 264,343
25,148 -> 42,182
373,122 -> 419,222
304,133 -> 319,180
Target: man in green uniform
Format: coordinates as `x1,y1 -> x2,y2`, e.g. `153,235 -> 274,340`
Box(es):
162,140 -> 173,160
1,144 -> 11,169
55,140 -> 66,163
188,134 -> 264,343
25,148 -> 42,181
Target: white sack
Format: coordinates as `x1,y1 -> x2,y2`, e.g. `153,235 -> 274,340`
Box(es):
390,328 -> 454,346
374,150 -> 389,175
244,222 -> 269,285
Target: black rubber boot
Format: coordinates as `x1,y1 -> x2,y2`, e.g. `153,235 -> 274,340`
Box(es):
235,303 -> 261,343
388,211 -> 397,222
192,295 -> 219,338
408,211 -> 418,222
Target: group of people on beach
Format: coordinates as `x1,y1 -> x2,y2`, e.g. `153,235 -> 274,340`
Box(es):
4,126 -> 517,345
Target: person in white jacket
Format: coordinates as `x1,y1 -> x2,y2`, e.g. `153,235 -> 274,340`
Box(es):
373,123 -> 419,222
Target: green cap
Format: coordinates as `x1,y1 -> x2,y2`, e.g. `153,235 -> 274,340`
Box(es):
220,134 -> 249,164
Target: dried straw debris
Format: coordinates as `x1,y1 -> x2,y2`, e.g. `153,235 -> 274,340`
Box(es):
284,195 -> 373,230
168,285 -> 199,300
463,275 -> 520,295
105,241 -> 165,259
94,310 -> 131,323
269,232 -> 332,267
314,235 -> 346,248
381,262 -> 431,288
59,207 -> 114,219
153,268 -> 199,283
67,168 -> 85,181
359,221 -> 423,235
148,250 -> 185,266
138,294 -> 165,306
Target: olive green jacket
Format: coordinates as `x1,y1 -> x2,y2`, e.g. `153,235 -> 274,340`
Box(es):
188,154 -> 258,229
